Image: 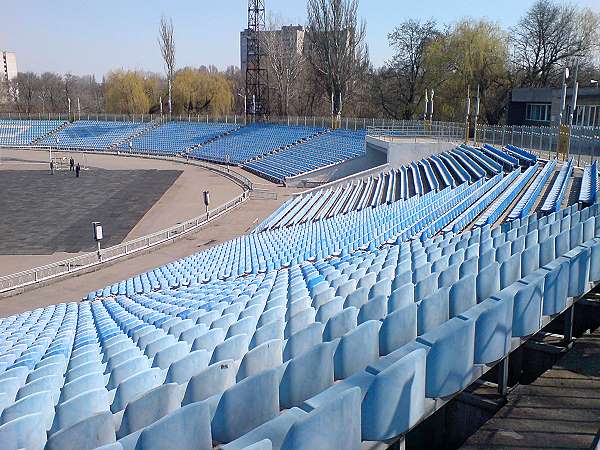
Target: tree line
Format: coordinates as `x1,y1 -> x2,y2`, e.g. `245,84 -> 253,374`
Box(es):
3,0 -> 599,124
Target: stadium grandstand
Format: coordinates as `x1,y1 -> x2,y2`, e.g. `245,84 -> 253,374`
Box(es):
1,114 -> 600,450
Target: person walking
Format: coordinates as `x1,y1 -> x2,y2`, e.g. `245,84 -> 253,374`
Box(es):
69,157 -> 74,171
50,160 -> 54,175
75,163 -> 81,178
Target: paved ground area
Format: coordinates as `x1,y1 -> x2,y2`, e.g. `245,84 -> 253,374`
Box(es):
0,149 -> 245,275
461,328 -> 600,450
0,195 -> 290,318
0,169 -> 181,254
0,149 -> 298,317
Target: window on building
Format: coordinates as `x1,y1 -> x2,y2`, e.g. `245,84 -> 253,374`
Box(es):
526,103 -> 551,122
573,105 -> 600,127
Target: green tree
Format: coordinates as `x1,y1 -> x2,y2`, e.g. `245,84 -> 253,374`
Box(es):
105,70 -> 150,115
424,19 -> 511,123
172,68 -> 233,116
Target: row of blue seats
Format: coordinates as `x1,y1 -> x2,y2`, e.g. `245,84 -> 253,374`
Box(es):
37,121 -> 153,150
243,130 -> 366,183
117,122 -> 239,156
1,201 -> 597,449
579,160 -> 598,206
92,182 -> 484,297
508,159 -> 557,221
256,146 -> 504,232
0,120 -> 66,146
541,159 -> 573,214
188,125 -> 325,164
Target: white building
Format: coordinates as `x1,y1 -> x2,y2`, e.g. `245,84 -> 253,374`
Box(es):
240,25 -> 305,75
1,51 -> 18,103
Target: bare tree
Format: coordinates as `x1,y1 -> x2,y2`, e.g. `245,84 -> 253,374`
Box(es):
158,15 -> 176,117
306,0 -> 369,124
376,19 -> 438,120
263,17 -> 306,116
512,0 -> 599,87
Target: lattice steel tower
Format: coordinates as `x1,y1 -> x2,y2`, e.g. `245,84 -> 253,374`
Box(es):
245,0 -> 269,118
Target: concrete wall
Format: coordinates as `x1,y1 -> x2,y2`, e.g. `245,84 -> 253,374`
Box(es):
285,145 -> 386,188
367,136 -> 460,167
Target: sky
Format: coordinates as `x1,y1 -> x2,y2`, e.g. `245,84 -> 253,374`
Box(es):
1,0 -> 599,78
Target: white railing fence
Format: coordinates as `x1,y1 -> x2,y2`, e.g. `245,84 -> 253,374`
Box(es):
0,192 -> 248,294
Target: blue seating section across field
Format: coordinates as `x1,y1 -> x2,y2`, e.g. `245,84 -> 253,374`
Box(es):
188,124 -> 325,164
0,120 -> 66,146
117,122 -> 239,156
37,121 -> 152,150
244,129 -> 366,183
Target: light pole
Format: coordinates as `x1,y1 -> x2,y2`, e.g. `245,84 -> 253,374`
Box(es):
473,85 -> 480,145
237,92 -> 247,126
465,86 -> 471,144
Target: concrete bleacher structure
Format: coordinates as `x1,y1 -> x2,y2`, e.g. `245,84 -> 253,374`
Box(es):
1,116 -> 600,449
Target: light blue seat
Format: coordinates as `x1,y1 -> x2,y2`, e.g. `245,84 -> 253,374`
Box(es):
334,321 -> 380,380
388,282 -> 414,312
283,322 -> 323,362
192,328 -> 226,353
221,409 -> 306,450
343,287 -> 368,309
280,387 -> 361,450
237,339 -> 283,381
251,319 -> 285,348
45,411 -> 116,450
107,356 -> 149,390
17,374 -> 62,403
179,324 -> 208,346
165,349 -> 210,384
500,253 -> 521,289
51,387 -> 110,435
563,246 -> 591,298
152,341 -> 189,369
284,308 -> 316,338
182,360 -> 236,405
323,307 -> 358,341
279,341 -> 336,409
417,287 -> 450,335
105,347 -> 142,373
416,316 -> 475,398
117,383 -> 183,438
357,295 -> 387,324
135,402 -> 212,450
379,302 -> 417,355
538,259 -> 569,316
211,334 -> 250,364
460,297 -> 513,363
0,412 -> 48,450
111,368 -> 163,413
476,263 -> 500,303
212,369 -> 280,444
448,274 -> 476,317
315,297 -> 344,324
520,244 -> 540,277
361,348 -> 427,440
0,390 -> 55,430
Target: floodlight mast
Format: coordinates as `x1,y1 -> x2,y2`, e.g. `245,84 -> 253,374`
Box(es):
245,0 -> 269,121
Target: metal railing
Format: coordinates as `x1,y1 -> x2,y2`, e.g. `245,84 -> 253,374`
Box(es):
367,121 -> 466,141
0,112 -> 444,131
0,192 -> 248,294
476,124 -> 600,165
0,149 -> 254,294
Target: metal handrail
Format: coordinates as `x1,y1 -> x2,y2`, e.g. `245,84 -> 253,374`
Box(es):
0,192 -> 248,293
0,149 -> 253,294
